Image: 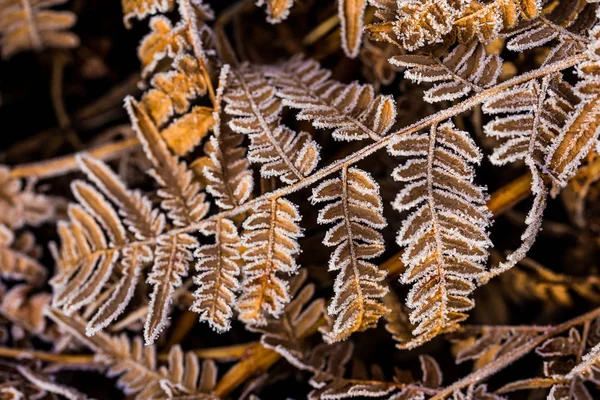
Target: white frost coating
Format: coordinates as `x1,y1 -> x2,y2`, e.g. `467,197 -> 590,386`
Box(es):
225,66 -> 320,184
236,199 -> 303,326
144,233 -> 197,345
86,246 -> 150,337
191,219 -> 241,333
388,121 -> 491,346
269,56 -> 397,142
311,167 -> 389,343
391,42 -> 502,104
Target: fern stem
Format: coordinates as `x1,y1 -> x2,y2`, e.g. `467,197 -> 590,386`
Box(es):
9,138 -> 140,179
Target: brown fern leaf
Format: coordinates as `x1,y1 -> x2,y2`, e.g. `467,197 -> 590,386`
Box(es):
381,0 -> 465,51
0,0 -> 79,59
0,167 -> 54,230
126,96 -> 210,227
0,225 -> 45,286
191,218 -> 241,332
51,156 -> 157,336
480,75 -> 581,280
311,167 -> 389,342
77,154 -> 165,241
145,233 -> 197,344
46,308 -> 218,399
505,0 -> 593,63
269,56 -> 397,141
390,42 -> 502,103
121,0 -> 173,28
256,0 -> 294,24
339,0 -> 368,58
141,54 -> 208,126
248,269 -> 325,368
225,66 -> 320,184
545,26 -> 600,191
388,121 -> 492,348
454,0 -> 541,44
192,65 -> 254,210
236,198 -> 303,325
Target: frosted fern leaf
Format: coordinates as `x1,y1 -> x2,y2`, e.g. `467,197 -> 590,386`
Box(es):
390,42 -> 502,103
145,232 -> 197,344
311,167 -> 389,342
126,96 -> 210,227
46,308 -> 217,399
192,65 -> 254,210
121,0 -> 173,28
388,121 -> 492,348
481,75 -> 581,280
225,66 -> 320,184
454,0 -> 541,44
191,218 -> 241,333
236,199 -> 303,326
339,0 -> 368,58
390,0 -> 465,51
269,56 -> 397,141
50,175 -> 153,337
0,0 -> 79,59
256,0 -> 294,24
53,97 -> 208,343
545,23 -> 600,192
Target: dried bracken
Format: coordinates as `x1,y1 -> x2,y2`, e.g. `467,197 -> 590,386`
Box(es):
2,0 -> 600,399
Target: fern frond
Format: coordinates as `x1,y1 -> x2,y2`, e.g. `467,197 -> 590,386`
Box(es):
390,42 -> 502,103
225,66 -> 320,184
480,75 -> 581,279
270,56 -> 397,141
311,167 -> 389,342
236,198 -> 303,325
145,232 -> 197,344
546,26 -> 600,191
77,154 -> 165,241
388,121 -> 492,348
0,0 -> 79,59
1,284 -> 51,336
256,0 -> 294,24
121,0 -> 173,28
193,65 -> 254,210
454,0 -> 541,44
191,218 -> 241,333
367,0 -> 541,51
126,97 -> 210,227
46,308 -> 218,399
0,225 -> 45,285
339,0 -> 368,58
